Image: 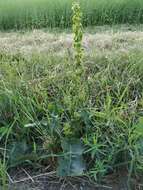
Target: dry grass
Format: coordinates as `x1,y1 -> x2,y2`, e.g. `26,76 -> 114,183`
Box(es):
0,30 -> 143,57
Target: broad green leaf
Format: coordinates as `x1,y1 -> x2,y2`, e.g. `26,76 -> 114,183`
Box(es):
57,139 -> 85,176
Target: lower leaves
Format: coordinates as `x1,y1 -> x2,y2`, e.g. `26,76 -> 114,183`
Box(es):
57,139 -> 85,176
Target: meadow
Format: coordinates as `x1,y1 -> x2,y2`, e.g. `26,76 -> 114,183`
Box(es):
0,0 -> 143,30
0,0 -> 143,189
0,28 -> 143,189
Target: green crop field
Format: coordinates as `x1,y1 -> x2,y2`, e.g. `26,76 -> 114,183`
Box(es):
0,0 -> 143,30
0,1 -> 143,189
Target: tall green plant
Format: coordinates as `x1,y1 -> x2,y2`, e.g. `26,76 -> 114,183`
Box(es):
57,2 -> 86,177
72,1 -> 83,68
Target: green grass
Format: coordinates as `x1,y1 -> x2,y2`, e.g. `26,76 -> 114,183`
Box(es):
0,48 -> 143,183
1,0 -> 143,30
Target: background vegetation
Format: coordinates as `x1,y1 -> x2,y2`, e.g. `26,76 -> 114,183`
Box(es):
1,0 -> 143,30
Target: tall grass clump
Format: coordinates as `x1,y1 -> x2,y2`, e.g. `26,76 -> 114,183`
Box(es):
0,0 -> 143,30
0,48 -> 143,183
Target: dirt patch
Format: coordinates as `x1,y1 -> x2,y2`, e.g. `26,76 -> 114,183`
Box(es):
7,168 -> 143,190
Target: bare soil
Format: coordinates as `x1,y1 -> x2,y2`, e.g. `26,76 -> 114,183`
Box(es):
7,168 -> 143,190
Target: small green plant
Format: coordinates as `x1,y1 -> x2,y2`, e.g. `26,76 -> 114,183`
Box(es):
72,0 -> 83,67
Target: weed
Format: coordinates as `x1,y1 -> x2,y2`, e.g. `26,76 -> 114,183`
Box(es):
72,1 -> 83,67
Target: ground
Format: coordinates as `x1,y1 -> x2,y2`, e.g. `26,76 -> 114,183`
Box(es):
1,25 -> 143,190
7,168 -> 143,190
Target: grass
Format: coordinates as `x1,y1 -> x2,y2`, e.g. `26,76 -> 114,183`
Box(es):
1,28 -> 143,56
0,160 -> 7,190
0,34 -> 143,185
0,2 -> 143,187
1,0 -> 143,30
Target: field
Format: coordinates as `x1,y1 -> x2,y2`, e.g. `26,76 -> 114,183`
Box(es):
0,1 -> 143,190
0,27 -> 143,189
1,0 -> 143,30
